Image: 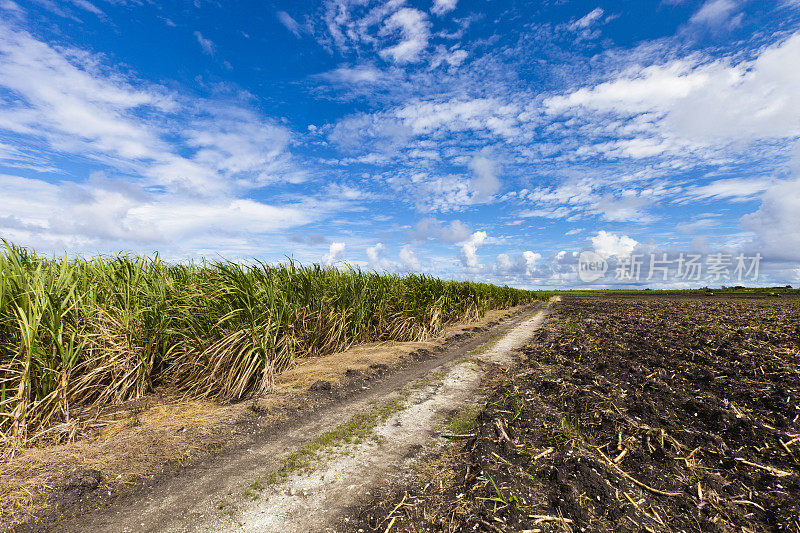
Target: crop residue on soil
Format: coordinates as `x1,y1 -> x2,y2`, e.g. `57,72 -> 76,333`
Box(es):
348,294 -> 800,532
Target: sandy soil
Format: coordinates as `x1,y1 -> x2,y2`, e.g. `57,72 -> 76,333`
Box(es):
223,307 -> 549,533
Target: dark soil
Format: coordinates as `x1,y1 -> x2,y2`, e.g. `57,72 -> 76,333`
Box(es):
348,294 -> 800,532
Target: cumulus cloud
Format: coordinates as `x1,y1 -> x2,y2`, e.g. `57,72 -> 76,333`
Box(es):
459,230 -> 487,269
399,245 -> 421,270
496,251 -> 541,276
523,251 -> 542,274
742,171 -> 800,261
495,253 -> 515,273
591,230 -> 638,259
322,241 -> 346,265
365,242 -> 422,271
366,242 -> 393,270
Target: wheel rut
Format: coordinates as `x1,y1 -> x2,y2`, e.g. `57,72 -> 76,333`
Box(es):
57,304 -> 551,533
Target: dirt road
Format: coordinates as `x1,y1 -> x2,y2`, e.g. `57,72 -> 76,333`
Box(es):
55,303 -> 550,532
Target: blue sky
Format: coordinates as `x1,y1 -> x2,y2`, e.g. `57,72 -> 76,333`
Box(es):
1,0 -> 799,288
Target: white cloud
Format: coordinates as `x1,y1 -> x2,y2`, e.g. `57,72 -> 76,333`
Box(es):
329,112 -> 412,153
320,64 -> 383,83
0,173 -> 317,252
365,242 -> 422,271
277,11 -> 301,38
414,217 -> 471,242
399,245 -> 421,270
591,230 -> 638,258
193,31 -> 215,56
0,26 -> 304,194
496,251 -> 541,276
0,25 -> 332,256
319,0 -> 406,55
495,253 -> 514,273
366,242 -> 381,260
742,166 -> 800,260
468,151 -> 501,199
519,206 -> 573,219
593,195 -> 655,223
429,45 -> 467,69
523,251 -> 541,275
387,171 -> 475,212
379,8 -> 431,64
366,242 -> 393,270
459,230 -> 487,269
68,0 -> 103,15
546,61 -> 711,115
578,137 -> 682,159
0,1 -> 23,14
689,0 -> 741,28
675,217 -> 718,233
521,176 -> 663,224
322,241 -> 346,264
181,107 -> 303,187
431,0 -> 457,16
680,177 -> 774,203
394,98 -> 520,139
0,27 -> 175,162
0,140 -> 56,172
569,8 -> 604,30
545,34 -> 800,144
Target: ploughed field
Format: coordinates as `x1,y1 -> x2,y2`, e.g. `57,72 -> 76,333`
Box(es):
351,294 -> 800,532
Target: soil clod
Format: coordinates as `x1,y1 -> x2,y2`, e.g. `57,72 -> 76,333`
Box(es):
348,294 -> 800,532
